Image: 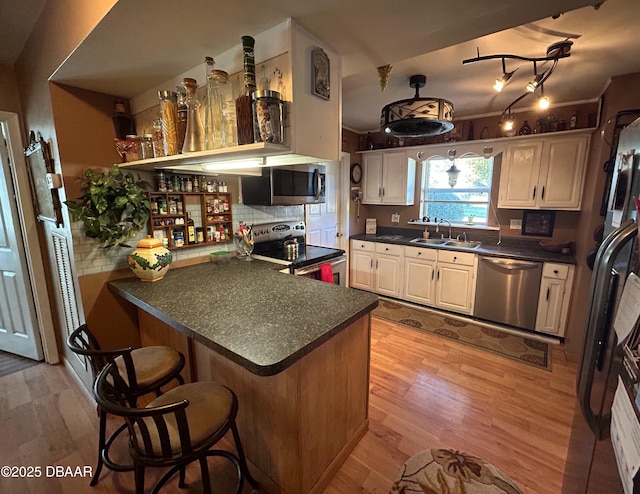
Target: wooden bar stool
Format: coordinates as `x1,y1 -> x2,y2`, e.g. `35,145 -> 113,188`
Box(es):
66,324 -> 185,486
94,360 -> 259,494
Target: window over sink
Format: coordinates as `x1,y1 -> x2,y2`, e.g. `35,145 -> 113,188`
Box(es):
420,155 -> 494,226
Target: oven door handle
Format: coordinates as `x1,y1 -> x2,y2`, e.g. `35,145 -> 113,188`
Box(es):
295,257 -> 346,276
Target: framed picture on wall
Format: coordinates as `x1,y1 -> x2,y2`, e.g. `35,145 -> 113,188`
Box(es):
521,211 -> 555,237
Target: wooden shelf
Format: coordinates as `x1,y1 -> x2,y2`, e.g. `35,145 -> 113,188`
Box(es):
147,191 -> 233,249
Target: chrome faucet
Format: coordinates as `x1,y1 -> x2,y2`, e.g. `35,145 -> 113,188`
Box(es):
437,219 -> 452,239
456,232 -> 467,242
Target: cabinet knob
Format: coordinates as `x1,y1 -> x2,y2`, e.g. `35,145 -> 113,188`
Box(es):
453,256 -> 457,260
418,252 -> 422,256
553,269 -> 559,274
385,247 -> 389,251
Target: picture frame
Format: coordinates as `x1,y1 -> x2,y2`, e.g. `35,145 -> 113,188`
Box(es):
521,211 -> 555,237
311,46 -> 330,100
24,131 -> 63,226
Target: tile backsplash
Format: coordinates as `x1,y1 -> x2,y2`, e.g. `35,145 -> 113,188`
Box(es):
72,203 -> 304,276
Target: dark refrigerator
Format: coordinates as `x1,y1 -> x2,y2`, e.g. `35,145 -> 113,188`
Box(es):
563,118 -> 640,493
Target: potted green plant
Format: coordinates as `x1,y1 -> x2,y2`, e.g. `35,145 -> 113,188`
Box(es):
65,166 -> 150,248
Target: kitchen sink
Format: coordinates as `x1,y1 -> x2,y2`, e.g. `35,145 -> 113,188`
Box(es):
410,237 -> 447,245
444,240 -> 482,249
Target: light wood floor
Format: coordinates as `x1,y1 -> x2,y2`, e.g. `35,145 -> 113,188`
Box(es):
0,316 -> 577,493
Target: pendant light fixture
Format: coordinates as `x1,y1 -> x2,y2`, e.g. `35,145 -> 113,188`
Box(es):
380,75 -> 454,138
446,149 -> 460,187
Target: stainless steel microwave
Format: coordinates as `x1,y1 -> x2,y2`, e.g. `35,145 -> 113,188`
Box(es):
241,164 -> 326,206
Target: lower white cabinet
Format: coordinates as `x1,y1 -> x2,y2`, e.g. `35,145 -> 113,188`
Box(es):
434,250 -> 477,315
535,262 -> 574,336
404,246 -> 438,306
349,240 -> 403,297
350,240 -> 375,291
403,246 -> 477,315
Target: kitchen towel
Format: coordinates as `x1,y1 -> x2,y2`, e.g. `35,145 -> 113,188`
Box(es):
319,263 -> 334,284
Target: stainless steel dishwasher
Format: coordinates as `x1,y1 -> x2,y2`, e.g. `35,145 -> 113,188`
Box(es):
474,256 -> 542,330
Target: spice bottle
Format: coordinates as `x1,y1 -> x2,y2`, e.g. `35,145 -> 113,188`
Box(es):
157,90 -> 179,155
236,35 -> 257,145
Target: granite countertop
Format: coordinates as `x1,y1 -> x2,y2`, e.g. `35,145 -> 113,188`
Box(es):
108,259 -> 379,377
350,233 -> 577,264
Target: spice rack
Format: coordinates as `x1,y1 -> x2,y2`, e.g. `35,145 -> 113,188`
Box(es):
147,192 -> 233,249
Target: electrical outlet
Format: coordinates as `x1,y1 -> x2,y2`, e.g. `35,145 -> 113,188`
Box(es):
391,213 -> 400,223
510,219 -> 522,229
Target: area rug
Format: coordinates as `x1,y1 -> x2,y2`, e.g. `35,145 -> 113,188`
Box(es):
373,299 -> 551,370
0,350 -> 39,378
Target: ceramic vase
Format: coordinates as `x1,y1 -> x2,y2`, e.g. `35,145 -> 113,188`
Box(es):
128,235 -> 172,282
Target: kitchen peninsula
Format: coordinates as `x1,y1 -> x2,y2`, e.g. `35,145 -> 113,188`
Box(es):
108,258 -> 378,494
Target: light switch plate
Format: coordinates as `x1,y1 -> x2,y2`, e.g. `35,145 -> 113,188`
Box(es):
510,219 -> 522,229
391,213 -> 400,223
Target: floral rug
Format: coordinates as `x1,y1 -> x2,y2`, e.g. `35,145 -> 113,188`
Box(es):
390,448 -> 523,494
373,299 -> 551,370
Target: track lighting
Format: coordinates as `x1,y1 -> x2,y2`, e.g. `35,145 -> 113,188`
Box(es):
493,60 -> 518,92
463,40 -> 572,115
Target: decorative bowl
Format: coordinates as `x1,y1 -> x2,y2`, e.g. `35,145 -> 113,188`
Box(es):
128,235 -> 172,282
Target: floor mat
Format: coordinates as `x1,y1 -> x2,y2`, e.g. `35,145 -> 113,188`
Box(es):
373,299 -> 551,370
0,350 -> 40,378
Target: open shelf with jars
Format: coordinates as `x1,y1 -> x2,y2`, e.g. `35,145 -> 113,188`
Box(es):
148,189 -> 232,250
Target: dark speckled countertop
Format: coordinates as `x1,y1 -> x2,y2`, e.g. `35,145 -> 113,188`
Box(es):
350,232 -> 577,264
108,259 -> 379,377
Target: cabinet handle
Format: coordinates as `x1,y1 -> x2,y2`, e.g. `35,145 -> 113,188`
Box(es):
546,287 -> 550,300
379,187 -> 382,198
417,252 -> 422,256
541,186 -> 545,200
381,187 -> 385,197
431,270 -> 434,281
370,259 -> 373,269
385,247 -> 389,251
532,186 -> 537,200
553,269 -> 559,274
376,260 -> 378,269
437,269 -> 440,281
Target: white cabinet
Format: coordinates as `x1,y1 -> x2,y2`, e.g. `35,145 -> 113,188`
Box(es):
535,263 -> 574,336
349,240 -> 403,297
497,133 -> 589,210
435,250 -> 477,315
361,151 -> 416,205
374,243 -> 404,297
349,240 -> 375,291
403,246 -> 476,315
404,246 -> 438,306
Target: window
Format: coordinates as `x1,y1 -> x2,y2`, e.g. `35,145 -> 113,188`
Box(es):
420,155 -> 493,225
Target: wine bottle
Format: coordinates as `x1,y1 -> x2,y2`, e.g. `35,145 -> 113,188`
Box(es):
187,212 -> 196,244
236,35 -> 256,145
113,99 -> 135,139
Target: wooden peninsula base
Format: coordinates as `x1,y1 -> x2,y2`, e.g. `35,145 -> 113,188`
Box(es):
138,309 -> 371,494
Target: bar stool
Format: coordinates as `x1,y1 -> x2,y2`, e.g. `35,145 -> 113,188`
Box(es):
94,360 -> 259,494
67,324 -> 185,486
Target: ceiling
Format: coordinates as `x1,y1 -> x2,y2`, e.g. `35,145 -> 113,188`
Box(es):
4,0 -> 640,134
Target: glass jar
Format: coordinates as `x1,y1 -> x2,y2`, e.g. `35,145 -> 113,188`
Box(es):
222,101 -> 237,147
152,115 -> 165,158
157,90 -> 179,155
125,135 -> 141,161
204,64 -> 229,150
251,90 -> 284,143
140,134 -> 154,159
181,78 -> 205,153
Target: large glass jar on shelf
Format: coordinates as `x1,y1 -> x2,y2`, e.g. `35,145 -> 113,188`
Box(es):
157,90 -> 179,156
203,62 -> 229,150
181,78 -> 205,153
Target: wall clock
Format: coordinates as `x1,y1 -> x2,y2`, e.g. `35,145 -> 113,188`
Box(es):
350,163 -> 362,184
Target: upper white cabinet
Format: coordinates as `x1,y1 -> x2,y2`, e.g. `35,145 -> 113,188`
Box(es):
497,133 -> 590,210
361,151 -> 416,205
50,18 -> 341,173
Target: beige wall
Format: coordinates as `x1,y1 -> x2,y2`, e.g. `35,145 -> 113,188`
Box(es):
0,63 -> 22,116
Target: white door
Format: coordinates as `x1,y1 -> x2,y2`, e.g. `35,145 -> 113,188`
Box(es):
0,126 -> 43,359
306,157 -> 343,249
